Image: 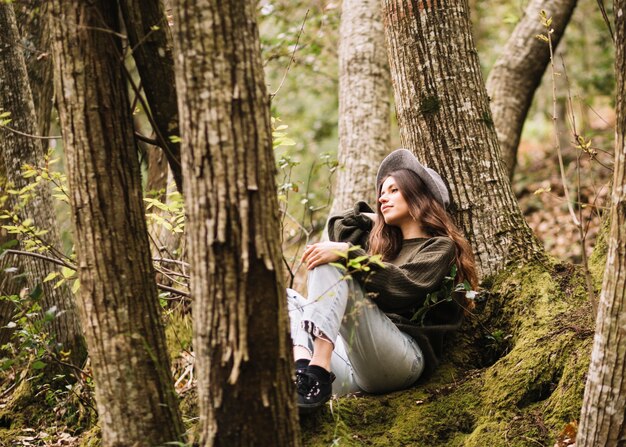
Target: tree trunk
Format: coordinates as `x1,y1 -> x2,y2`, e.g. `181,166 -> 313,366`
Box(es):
49,1 -> 185,444
576,1 -> 626,444
329,0 -> 391,215
0,160 -> 21,347
380,0 -> 542,278
486,0 -> 577,178
0,2 -> 86,367
119,0 -> 183,193
14,0 -> 54,137
171,0 -> 301,445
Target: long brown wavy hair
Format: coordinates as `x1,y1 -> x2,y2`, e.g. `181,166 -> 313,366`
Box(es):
368,169 -> 478,309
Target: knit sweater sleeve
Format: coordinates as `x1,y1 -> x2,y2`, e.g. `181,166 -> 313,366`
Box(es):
356,237 -> 456,313
327,201 -> 375,248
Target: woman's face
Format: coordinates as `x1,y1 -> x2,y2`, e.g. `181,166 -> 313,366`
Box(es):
379,176 -> 412,227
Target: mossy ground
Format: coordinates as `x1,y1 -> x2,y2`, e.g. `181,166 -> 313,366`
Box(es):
0,374 -> 95,446
0,258 -> 597,446
302,258 -> 595,446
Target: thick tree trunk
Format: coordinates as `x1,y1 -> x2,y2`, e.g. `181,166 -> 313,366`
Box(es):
119,0 -> 183,193
0,3 -> 86,367
576,1 -> 626,444
486,0 -> 577,178
14,1 -> 54,137
380,0 -> 542,278
49,1 -> 185,445
171,0 -> 301,445
329,0 -> 391,215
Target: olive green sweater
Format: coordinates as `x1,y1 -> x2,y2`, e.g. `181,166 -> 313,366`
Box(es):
328,201 -> 464,378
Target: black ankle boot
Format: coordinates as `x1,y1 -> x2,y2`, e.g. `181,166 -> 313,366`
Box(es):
296,365 -> 335,413
295,358 -> 310,376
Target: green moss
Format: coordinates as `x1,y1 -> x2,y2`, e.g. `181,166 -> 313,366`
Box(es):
0,369 -> 97,445
79,426 -> 101,447
303,260 -> 594,446
165,311 -> 193,363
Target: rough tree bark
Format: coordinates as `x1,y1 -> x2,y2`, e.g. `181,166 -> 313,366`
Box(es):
0,158 -> 21,348
14,0 -> 54,137
576,0 -> 626,444
329,0 -> 391,215
171,0 -> 301,445
486,0 -> 577,178
119,0 -> 183,193
381,0 -> 542,278
49,1 -> 185,445
0,3 -> 86,367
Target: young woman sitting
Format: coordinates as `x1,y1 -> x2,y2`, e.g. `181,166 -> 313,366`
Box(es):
288,148 -> 477,413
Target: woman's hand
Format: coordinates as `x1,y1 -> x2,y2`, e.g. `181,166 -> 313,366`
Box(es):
301,241 -> 350,270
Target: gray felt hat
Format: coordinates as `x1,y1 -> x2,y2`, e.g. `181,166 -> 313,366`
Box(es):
376,148 -> 450,208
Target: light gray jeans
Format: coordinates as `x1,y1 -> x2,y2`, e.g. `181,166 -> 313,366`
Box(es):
288,264 -> 424,396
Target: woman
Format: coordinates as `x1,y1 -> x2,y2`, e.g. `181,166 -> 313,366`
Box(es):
288,149 -> 477,413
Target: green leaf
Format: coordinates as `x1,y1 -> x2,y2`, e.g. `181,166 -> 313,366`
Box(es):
43,272 -> 60,283
329,262 -> 346,271
71,279 -> 80,294
61,266 -> 75,279
32,360 -> 46,370
0,239 -> 17,252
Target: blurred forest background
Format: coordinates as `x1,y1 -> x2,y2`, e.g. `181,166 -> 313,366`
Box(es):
261,0 -> 614,279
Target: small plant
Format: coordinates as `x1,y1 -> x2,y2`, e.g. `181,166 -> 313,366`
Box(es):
485,329 -> 513,355
329,245 -> 385,275
410,265 -> 477,325
0,283 -> 96,426
144,191 -> 185,235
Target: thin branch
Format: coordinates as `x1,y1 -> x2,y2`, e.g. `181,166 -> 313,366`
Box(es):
4,249 -> 190,297
0,124 -> 61,140
4,249 -> 77,270
595,0 -> 615,41
547,27 -> 580,227
153,257 -> 189,268
545,18 -> 597,314
127,18 -> 166,56
135,131 -> 160,147
157,283 -> 190,298
271,10 -> 309,97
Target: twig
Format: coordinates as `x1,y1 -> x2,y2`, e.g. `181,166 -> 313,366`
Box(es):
135,131 -> 160,147
546,26 -> 580,227
545,15 -> 597,314
4,249 -> 190,297
154,265 -> 188,286
0,124 -> 61,140
0,381 -> 18,399
271,10 -> 309,97
4,249 -> 77,270
153,257 -> 190,267
595,0 -> 615,42
48,355 -> 93,381
155,283 -> 189,298
127,19 -> 165,56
